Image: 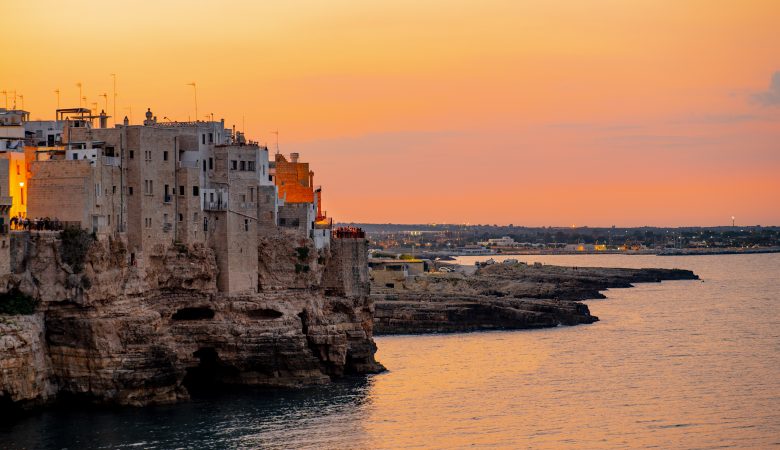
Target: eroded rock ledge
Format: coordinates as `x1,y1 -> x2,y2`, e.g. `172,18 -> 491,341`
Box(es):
373,263 -> 698,334
0,232 -> 383,410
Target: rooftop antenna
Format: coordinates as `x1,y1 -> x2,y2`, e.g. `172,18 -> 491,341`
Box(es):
99,93 -> 108,114
242,115 -> 245,135
731,216 -> 735,227
11,90 -> 16,109
1,91 -> 7,109
272,130 -> 279,154
18,94 -> 24,110
186,82 -> 198,122
82,96 -> 88,111
110,74 -> 117,126
54,89 -> 60,110
76,82 -> 82,107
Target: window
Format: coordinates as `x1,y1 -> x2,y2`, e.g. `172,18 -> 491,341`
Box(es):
112,185 -> 116,194
128,186 -> 133,196
208,158 -> 213,170
202,160 -> 206,172
178,213 -> 183,222
144,180 -> 154,195
244,219 -> 249,232
193,212 -> 198,222
230,160 -> 237,170
202,134 -> 206,145
192,186 -> 199,196
129,150 -> 134,159
16,164 -> 20,175
179,185 -> 184,196
163,151 -> 168,161
164,184 -> 170,202
208,133 -> 213,143
209,192 -> 214,202
248,161 -> 255,171
249,187 -> 255,202
203,217 -> 208,232
144,150 -> 152,161
239,161 -> 246,171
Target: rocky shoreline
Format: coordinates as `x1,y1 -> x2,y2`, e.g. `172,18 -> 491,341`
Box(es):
373,263 -> 698,334
0,232 -> 384,411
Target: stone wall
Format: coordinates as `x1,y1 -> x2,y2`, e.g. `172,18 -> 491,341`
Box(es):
323,238 -> 370,298
28,160 -> 92,226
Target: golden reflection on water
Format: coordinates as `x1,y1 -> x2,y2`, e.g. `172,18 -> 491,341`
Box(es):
362,254 -> 780,449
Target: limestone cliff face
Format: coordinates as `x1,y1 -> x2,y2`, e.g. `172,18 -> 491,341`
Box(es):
0,232 -> 383,409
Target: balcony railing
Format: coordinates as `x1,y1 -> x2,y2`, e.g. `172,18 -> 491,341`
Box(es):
314,218 -> 333,229
204,201 -> 227,211
103,156 -> 120,167
179,160 -> 199,169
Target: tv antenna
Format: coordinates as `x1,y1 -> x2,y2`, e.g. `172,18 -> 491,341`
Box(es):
110,73 -> 117,126
271,130 -> 279,154
186,82 -> 198,122
54,89 -> 60,109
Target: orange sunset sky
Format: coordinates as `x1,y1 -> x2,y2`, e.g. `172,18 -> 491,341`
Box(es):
2,0 -> 779,226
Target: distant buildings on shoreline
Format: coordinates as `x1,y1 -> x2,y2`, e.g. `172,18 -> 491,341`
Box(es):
0,106 -> 337,293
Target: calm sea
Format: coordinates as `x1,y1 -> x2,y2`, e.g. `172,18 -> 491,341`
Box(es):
2,254 -> 778,449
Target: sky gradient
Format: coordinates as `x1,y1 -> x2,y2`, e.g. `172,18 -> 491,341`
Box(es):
2,0 -> 779,226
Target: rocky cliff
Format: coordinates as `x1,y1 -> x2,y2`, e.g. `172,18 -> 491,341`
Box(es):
374,263 -> 698,334
0,231 -> 383,410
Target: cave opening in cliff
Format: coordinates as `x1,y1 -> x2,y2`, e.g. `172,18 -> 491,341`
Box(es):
172,307 -> 215,321
183,347 -> 240,393
248,308 -> 284,319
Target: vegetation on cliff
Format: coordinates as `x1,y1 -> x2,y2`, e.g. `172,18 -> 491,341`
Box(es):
59,228 -> 94,273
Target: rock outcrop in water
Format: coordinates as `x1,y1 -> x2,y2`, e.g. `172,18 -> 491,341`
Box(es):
373,263 -> 698,334
0,232 -> 383,410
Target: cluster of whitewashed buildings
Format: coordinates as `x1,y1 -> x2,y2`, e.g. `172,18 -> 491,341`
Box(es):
0,106 -> 333,293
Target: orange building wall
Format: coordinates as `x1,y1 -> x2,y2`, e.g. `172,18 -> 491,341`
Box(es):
275,153 -> 314,203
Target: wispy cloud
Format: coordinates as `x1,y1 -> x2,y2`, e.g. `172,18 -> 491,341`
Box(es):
752,71 -> 780,106
668,113 -> 761,125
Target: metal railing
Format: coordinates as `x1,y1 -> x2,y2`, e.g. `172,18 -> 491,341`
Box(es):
333,226 -> 365,239
204,201 -> 227,211
179,160 -> 199,169
103,156 -> 120,167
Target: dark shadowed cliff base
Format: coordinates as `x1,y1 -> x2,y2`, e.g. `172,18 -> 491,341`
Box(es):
373,263 -> 698,334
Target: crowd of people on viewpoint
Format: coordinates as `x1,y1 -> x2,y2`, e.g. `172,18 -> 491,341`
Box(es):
333,226 -> 365,239
9,215 -> 64,231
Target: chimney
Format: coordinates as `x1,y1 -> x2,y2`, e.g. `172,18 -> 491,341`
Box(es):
290,152 -> 299,163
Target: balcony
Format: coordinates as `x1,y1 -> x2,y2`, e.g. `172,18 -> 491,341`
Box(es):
179,160 -> 199,169
103,156 -> 120,167
203,201 -> 227,211
314,217 -> 333,230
